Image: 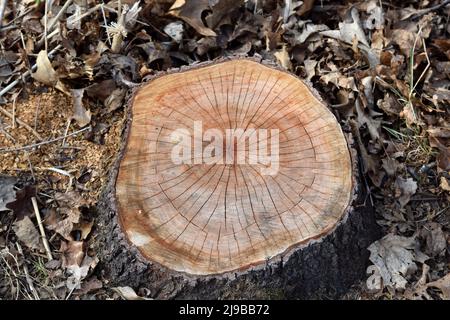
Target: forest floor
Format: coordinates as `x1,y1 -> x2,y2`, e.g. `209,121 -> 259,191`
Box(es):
0,0 -> 449,300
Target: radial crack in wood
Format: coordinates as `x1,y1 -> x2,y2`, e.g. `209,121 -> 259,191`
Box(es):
116,59 -> 352,275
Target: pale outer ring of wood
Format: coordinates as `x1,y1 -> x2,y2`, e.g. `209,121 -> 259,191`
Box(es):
116,59 -> 353,275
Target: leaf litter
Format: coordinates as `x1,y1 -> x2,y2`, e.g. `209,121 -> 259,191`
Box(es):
0,0 -> 449,300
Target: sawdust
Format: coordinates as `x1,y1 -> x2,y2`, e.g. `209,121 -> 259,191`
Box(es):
0,89 -> 124,201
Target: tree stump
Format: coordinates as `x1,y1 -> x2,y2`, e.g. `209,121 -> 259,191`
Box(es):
96,58 -> 380,299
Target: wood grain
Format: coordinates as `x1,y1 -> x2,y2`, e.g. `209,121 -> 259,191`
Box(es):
116,59 -> 352,275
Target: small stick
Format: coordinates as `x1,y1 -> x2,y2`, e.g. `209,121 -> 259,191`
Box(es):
34,95 -> 41,132
46,0 -> 73,32
37,0 -> 71,49
15,242 -> 40,300
100,2 -> 112,45
0,126 -> 90,153
0,0 -> 7,28
0,6 -> 33,31
61,118 -> 71,147
25,151 -> 36,182
0,106 -> 42,140
0,44 -> 62,98
11,89 -> 22,129
44,0 -> 49,52
31,197 -> 53,261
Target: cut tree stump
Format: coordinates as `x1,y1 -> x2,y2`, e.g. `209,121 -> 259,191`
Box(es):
96,57 -> 380,299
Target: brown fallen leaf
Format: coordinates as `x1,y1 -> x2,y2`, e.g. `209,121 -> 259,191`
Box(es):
429,136 -> 450,170
169,0 -> 217,37
320,7 -> 379,67
395,177 -> 418,208
406,273 -> 450,300
377,93 -> 403,116
440,177 -> 450,192
6,186 -> 36,221
274,45 -> 292,70
66,254 -> 99,291
296,0 -> 316,17
112,286 -> 151,300
0,176 -> 17,211
164,21 -> 184,43
13,216 -> 44,251
368,234 -> 428,291
382,158 -> 402,177
104,88 -> 126,113
61,240 -> 85,268
45,191 -> 87,240
77,277 -> 103,295
73,220 -> 94,240
32,50 -> 58,86
71,89 -> 91,127
355,99 -> 381,141
86,80 -> 117,102
420,222 -> 447,258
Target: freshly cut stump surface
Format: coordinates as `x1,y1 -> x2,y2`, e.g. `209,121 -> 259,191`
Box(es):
117,59 -> 352,275
99,58 -> 380,298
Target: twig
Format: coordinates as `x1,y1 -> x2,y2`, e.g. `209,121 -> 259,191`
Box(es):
66,3 -> 102,25
15,242 -> 40,300
100,2 -> 112,45
11,88 -> 22,129
31,197 -> 53,261
37,0 -> 73,48
0,7 -> 33,30
34,96 -> 42,132
0,0 -> 6,28
0,44 -> 62,98
25,152 -> 36,182
48,0 -> 73,32
61,119 -> 71,146
0,126 -> 91,153
0,253 -> 20,300
409,0 -> 450,20
0,106 -> 43,140
45,167 -> 74,192
44,0 -> 49,52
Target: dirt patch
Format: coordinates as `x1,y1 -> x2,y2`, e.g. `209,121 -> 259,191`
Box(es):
1,89 -> 124,201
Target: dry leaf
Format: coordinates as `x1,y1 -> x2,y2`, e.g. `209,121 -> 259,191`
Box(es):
320,8 -> 379,67
440,177 -> 450,192
169,0 -> 216,37
274,45 -> 292,70
355,99 -> 381,141
113,286 -> 151,300
382,158 -> 402,176
164,21 -> 184,43
61,240 -> 85,268
368,234 -> 426,290
296,23 -> 329,44
420,222 -> 447,257
104,88 -> 126,112
377,93 -> 403,116
66,4 -> 82,30
13,216 -> 44,251
45,191 -> 86,240
406,273 -> 450,300
364,1 -> 384,30
395,177 -> 417,208
6,186 -> 36,221
66,254 -> 99,291
0,176 -> 17,211
296,0 -> 316,16
32,50 -> 58,86
71,89 -> 91,127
